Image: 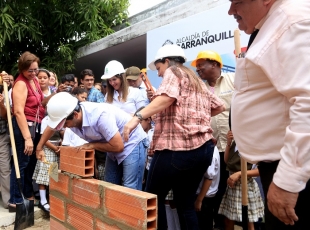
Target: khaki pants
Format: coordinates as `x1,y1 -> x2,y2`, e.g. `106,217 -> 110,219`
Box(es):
0,133 -> 11,208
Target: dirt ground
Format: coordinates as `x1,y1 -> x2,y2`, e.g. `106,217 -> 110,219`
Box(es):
0,217 -> 50,230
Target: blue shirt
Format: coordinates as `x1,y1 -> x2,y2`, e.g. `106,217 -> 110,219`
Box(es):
87,86 -> 105,103
70,102 -> 146,164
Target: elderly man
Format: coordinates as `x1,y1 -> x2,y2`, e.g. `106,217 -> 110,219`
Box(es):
126,66 -> 156,102
191,50 -> 234,230
228,0 -> 310,229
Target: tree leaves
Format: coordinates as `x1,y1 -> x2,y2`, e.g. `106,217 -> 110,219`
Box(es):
0,0 -> 129,76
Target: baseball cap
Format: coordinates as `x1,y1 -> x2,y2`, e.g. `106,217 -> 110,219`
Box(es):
125,66 -> 141,80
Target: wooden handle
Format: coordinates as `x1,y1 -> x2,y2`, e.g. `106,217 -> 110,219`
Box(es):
241,157 -> 248,206
3,81 -> 21,179
234,29 -> 242,58
141,72 -> 155,94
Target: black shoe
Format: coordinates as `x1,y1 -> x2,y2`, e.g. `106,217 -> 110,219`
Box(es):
38,202 -> 50,213
8,203 -> 16,213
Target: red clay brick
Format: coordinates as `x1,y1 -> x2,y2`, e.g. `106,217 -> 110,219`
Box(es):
66,203 -> 94,229
104,185 -> 157,229
50,173 -> 69,196
50,195 -> 66,222
50,217 -> 67,230
60,147 -> 94,177
96,218 -> 121,230
72,178 -> 101,209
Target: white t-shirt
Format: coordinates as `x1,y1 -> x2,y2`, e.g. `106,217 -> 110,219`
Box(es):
196,146 -> 221,198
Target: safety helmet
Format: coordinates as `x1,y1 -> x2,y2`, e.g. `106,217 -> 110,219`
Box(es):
191,50 -> 223,68
47,92 -> 78,129
101,60 -> 125,80
148,44 -> 187,70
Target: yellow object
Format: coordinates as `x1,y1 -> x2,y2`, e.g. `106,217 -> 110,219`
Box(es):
141,68 -> 147,73
191,50 -> 223,68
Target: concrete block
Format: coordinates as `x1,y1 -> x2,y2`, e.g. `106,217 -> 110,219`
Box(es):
60,146 -> 94,177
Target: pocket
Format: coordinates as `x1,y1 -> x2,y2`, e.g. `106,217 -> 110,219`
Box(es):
234,58 -> 249,92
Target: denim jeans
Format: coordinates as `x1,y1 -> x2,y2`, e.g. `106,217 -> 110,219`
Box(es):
146,140 -> 214,230
9,117 -> 41,204
104,139 -> 146,190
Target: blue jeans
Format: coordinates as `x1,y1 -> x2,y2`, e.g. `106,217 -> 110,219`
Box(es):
9,117 -> 41,204
146,140 -> 214,230
104,139 -> 147,190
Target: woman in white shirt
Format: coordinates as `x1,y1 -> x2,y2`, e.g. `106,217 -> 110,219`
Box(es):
101,60 -> 147,115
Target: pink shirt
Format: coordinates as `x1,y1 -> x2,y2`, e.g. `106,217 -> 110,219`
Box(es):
151,66 -> 224,152
232,0 -> 310,193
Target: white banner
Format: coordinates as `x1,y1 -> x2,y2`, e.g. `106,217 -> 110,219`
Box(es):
146,2 -> 249,88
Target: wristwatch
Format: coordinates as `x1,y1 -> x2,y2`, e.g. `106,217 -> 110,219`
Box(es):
134,112 -> 144,121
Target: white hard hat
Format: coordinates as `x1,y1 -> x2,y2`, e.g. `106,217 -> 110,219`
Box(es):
46,92 -> 78,129
101,60 -> 125,80
148,44 -> 187,70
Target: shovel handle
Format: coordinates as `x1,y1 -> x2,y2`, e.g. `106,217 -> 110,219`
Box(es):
3,80 -> 21,179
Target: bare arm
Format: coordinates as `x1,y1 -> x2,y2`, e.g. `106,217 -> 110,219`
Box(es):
123,95 -> 175,142
36,126 -> 56,161
224,130 -> 234,163
138,94 -> 175,119
79,132 -> 124,153
211,104 -> 225,117
195,178 -> 212,211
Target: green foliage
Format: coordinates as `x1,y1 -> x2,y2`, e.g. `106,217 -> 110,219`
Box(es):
0,0 -> 129,76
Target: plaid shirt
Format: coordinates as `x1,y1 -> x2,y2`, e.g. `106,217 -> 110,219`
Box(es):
150,67 -> 224,152
87,86 -> 105,103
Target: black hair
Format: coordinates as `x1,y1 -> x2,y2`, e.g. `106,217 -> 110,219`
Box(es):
80,69 -> 94,80
71,87 -> 88,96
38,69 -> 50,78
66,103 -> 81,120
61,74 -> 75,84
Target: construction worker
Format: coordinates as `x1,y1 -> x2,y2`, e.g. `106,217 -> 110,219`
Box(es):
191,50 -> 234,230
36,92 -> 147,190
125,66 -> 156,102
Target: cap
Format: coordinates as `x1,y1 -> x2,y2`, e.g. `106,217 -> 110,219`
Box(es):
125,66 -> 141,80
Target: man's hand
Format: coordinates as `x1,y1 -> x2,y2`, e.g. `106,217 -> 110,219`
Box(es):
267,182 -> 299,225
123,116 -> 140,142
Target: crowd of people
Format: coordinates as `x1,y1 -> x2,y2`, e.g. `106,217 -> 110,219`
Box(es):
0,1 -> 309,230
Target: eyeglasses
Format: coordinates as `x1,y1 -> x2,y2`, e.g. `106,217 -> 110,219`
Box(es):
27,69 -> 39,74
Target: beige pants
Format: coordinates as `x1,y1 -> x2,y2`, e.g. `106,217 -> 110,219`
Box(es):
0,133 -> 11,208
